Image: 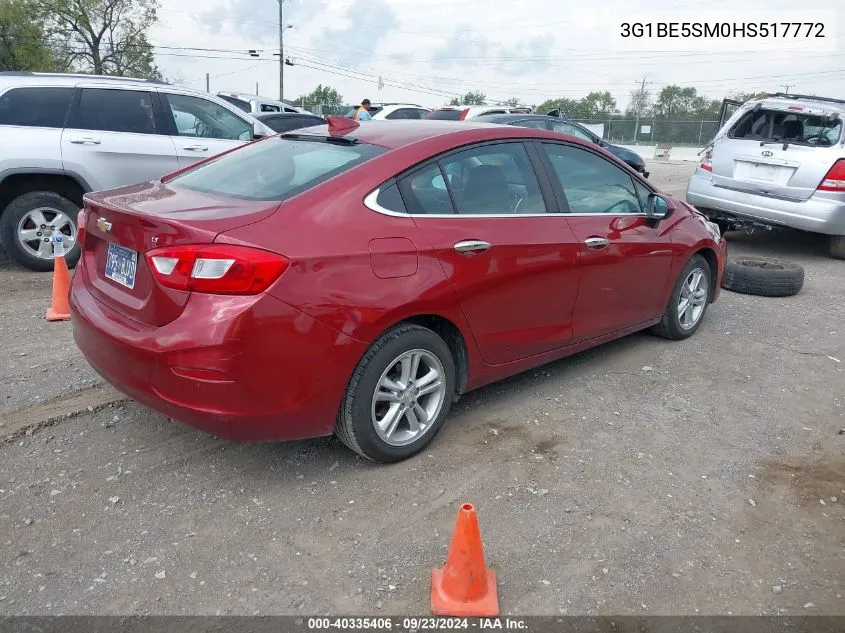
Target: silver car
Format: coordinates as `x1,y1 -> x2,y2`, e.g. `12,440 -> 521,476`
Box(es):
687,93 -> 845,259
0,72 -> 274,271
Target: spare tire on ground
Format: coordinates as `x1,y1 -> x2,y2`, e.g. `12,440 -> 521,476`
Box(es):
721,258 -> 804,297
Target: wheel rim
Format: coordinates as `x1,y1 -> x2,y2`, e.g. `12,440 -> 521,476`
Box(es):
371,348 -> 447,447
16,207 -> 77,260
678,267 -> 708,330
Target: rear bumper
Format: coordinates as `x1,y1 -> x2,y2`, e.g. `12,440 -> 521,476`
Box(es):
686,171 -> 845,236
70,273 -> 367,442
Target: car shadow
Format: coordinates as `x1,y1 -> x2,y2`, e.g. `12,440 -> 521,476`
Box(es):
724,228 -> 832,261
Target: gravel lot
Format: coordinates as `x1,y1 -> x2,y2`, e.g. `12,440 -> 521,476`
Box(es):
0,161 -> 843,616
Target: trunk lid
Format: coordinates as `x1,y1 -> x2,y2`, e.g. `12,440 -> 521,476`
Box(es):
710,101 -> 844,202
81,181 -> 280,327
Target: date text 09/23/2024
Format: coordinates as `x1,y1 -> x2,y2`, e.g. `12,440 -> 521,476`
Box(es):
307,617 -> 528,630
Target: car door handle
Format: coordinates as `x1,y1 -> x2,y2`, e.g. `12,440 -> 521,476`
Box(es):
584,236 -> 610,249
68,137 -> 101,145
454,240 -> 491,255
182,144 -> 208,151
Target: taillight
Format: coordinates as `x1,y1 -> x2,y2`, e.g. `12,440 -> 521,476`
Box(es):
76,208 -> 87,248
817,159 -> 845,192
146,244 -> 289,295
458,108 -> 470,121
699,150 -> 713,172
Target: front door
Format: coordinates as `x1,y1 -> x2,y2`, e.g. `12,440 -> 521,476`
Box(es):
537,141 -> 674,341
61,87 -> 178,191
399,141 -> 580,366
160,92 -> 255,168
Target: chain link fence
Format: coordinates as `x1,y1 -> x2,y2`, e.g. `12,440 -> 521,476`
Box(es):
571,118 -> 721,146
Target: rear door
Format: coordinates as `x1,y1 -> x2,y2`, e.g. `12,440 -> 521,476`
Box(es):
710,103 -> 844,201
399,141 -> 581,365
160,92 -> 255,167
61,86 -> 178,191
537,141 -> 674,340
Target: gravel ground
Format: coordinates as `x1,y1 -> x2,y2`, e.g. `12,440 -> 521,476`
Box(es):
0,161 -> 843,616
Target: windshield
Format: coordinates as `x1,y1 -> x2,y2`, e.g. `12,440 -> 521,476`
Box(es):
218,95 -> 251,113
167,137 -> 385,202
729,109 -> 842,146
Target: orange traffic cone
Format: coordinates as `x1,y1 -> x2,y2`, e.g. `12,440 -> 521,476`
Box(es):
46,234 -> 71,322
431,503 -> 499,617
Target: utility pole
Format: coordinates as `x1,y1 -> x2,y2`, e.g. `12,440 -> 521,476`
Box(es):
205,73 -> 210,93
633,76 -> 651,144
278,0 -> 285,101
781,84 -> 793,94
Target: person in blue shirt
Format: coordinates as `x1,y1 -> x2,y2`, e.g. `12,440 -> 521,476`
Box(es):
354,99 -> 372,121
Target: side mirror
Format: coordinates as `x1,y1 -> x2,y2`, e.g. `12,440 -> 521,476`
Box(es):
645,193 -> 670,220
597,139 -> 607,147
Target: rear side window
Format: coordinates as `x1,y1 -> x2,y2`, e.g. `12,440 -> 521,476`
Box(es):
0,87 -> 74,128
71,89 -> 157,134
260,104 -> 281,112
375,182 -> 407,213
427,109 -> 463,120
168,137 -> 385,201
386,108 -> 424,120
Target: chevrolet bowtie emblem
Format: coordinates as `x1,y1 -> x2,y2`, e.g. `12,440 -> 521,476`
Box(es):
97,217 -> 112,232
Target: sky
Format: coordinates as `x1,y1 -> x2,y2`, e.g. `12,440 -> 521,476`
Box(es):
149,0 -> 843,112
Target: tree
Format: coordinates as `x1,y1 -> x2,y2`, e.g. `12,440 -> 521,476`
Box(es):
652,85 -> 708,118
502,97 -> 521,108
294,84 -> 343,106
581,91 -> 617,116
536,97 -> 581,117
626,85 -> 652,118
40,0 -> 161,78
0,0 -> 61,71
450,90 -> 486,106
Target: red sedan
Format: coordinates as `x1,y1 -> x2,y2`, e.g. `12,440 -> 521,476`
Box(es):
70,117 -> 727,463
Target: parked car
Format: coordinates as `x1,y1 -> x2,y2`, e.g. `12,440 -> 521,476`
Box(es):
70,117 -> 726,463
687,92 -> 845,259
344,103 -> 431,120
0,72 -> 275,271
425,105 -> 529,120
475,113 -> 650,178
217,91 -> 310,115
255,111 -> 327,133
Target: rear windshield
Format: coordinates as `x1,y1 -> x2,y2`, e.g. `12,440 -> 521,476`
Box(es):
167,136 -> 385,201
729,109 -> 842,146
218,95 -> 251,113
427,109 -> 463,120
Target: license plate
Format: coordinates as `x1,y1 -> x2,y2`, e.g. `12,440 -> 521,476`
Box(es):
734,161 -> 794,185
105,243 -> 138,289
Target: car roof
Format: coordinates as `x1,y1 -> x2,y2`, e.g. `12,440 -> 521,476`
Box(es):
746,94 -> 845,115
0,71 -> 167,88
255,111 -> 324,120
285,119 -> 591,150
475,113 -> 561,123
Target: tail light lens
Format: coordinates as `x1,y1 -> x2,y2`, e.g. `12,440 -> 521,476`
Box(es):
76,208 -> 87,248
817,159 -> 845,192
458,108 -> 470,121
699,150 -> 713,172
146,244 -> 289,295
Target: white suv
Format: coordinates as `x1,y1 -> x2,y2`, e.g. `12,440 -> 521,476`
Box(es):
216,91 -> 311,115
0,72 -> 274,271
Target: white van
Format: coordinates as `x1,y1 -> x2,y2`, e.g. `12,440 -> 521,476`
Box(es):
217,91 -> 310,115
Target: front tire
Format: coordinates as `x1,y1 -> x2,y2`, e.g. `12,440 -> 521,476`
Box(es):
0,191 -> 80,272
650,255 -> 712,341
335,324 -> 456,463
831,235 -> 845,260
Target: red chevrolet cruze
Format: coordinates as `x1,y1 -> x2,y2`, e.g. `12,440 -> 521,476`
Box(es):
70,117 -> 727,462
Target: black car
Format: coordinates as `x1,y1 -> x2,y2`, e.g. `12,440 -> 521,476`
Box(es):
254,111 -> 327,134
474,113 -> 650,178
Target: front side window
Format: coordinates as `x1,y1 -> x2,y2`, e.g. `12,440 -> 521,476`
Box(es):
440,143 -> 547,215
165,94 -> 253,141
72,89 -> 157,134
0,87 -> 74,128
542,143 -> 641,214
167,137 -> 385,201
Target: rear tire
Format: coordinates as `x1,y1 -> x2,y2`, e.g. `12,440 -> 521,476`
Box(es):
831,236 -> 845,260
721,258 -> 804,297
335,324 -> 456,463
650,255 -> 711,341
0,191 -> 80,272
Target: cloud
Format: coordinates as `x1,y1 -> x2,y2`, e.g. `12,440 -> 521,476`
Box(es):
430,29 -> 556,77
198,0 -> 328,42
310,0 -> 398,68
